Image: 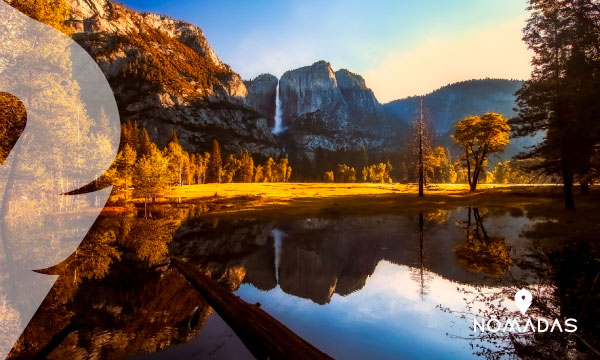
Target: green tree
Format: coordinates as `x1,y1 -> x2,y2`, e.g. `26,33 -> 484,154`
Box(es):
452,112 -> 510,191
512,0 -> 600,209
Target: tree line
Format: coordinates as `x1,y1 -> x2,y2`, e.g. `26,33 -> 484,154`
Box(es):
106,122 -> 292,212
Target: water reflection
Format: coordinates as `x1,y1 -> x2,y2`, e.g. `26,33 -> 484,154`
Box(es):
5,205 -> 599,359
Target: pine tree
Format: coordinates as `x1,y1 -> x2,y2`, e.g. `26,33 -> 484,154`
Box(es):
208,139 -> 222,183
237,150 -> 254,183
512,0 -> 600,209
138,128 -> 153,158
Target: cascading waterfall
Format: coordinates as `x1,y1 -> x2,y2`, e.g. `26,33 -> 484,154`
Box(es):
271,81 -> 284,134
272,229 -> 284,284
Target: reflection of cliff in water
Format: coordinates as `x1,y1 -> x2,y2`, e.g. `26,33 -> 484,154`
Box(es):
170,208 -> 531,305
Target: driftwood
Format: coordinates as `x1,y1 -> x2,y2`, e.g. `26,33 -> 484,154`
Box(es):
172,258 -> 333,360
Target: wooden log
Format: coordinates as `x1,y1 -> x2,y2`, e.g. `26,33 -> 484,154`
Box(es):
171,258 -> 333,360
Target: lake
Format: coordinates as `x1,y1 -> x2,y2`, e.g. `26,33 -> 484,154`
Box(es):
7,205 -> 600,359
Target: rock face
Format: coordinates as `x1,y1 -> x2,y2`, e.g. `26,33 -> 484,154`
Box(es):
244,74 -> 278,128
67,0 -> 281,157
280,61 -> 350,129
335,69 -> 380,119
63,0 -> 531,173
383,79 -> 524,134
382,79 -> 534,159
277,61 -> 386,157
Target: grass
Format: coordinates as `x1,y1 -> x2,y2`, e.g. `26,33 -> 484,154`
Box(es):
166,182 -> 559,200
152,182 -> 585,220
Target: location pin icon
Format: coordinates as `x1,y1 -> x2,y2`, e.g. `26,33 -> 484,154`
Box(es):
515,288 -> 532,315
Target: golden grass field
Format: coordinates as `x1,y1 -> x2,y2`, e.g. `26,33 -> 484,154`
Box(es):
165,182 -> 558,201
151,182 -> 588,220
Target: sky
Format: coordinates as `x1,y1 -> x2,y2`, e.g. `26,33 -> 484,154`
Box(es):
120,0 -> 533,102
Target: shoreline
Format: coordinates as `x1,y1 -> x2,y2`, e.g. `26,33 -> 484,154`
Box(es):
103,183 -> 596,220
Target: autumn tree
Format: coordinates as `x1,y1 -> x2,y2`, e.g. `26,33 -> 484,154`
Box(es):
323,171 -> 334,183
6,0 -> 70,34
133,144 -> 169,218
194,152 -> 210,184
275,157 -> 291,182
336,164 -> 356,182
0,93 -> 26,162
362,162 -> 393,183
264,157 -> 275,182
165,131 -> 185,186
452,113 -> 510,192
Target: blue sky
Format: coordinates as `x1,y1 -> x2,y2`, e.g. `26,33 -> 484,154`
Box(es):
120,0 -> 532,102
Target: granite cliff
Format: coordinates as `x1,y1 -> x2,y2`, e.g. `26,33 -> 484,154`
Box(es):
58,0 -> 530,174
66,0 -> 281,157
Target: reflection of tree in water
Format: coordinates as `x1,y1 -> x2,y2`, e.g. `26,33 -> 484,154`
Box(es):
442,237 -> 600,359
410,210 -> 448,299
6,204 -> 232,359
453,207 -> 512,278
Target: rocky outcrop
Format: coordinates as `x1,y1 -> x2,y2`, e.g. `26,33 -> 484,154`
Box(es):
280,61 -> 348,129
277,61 -> 388,158
382,79 -> 532,159
244,74 -> 278,127
66,0 -> 280,156
335,69 -> 380,119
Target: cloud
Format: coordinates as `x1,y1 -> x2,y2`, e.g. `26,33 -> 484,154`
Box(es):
363,16 -> 533,103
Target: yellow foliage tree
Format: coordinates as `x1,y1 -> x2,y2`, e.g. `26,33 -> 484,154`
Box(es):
452,112 -> 510,191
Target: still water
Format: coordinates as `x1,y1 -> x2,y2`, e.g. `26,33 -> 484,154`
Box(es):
8,206 -> 600,359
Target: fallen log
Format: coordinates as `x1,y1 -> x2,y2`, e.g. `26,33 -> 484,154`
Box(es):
171,258 -> 333,360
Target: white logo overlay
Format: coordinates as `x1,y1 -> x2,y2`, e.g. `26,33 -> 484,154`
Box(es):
474,288 -> 578,334
0,2 -> 120,358
515,288 -> 532,315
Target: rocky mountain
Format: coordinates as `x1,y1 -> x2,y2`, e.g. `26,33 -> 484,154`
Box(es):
66,0 -> 281,157
244,74 -> 278,128
383,79 -> 524,134
382,79 -> 538,159
275,61 -> 388,157
61,0 -> 531,173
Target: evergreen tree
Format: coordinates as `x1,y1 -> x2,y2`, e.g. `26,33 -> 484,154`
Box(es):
208,139 -> 222,183
237,150 -> 254,183
512,0 -> 600,209
138,128 -> 153,158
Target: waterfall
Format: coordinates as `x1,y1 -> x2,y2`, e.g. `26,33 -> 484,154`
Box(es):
272,229 -> 284,284
272,81 -> 284,134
